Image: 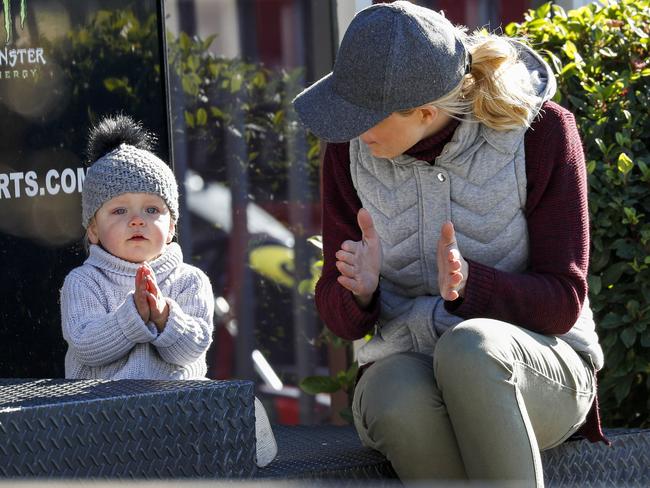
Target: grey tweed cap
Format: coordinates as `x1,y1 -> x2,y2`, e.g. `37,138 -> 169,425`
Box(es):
81,144 -> 179,228
293,1 -> 470,143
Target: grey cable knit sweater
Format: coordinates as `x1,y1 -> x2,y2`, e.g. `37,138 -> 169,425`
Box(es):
60,243 -> 214,380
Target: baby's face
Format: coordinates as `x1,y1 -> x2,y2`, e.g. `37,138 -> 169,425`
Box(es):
87,192 -> 175,263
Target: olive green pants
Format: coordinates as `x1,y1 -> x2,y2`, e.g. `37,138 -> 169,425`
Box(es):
352,319 -> 596,487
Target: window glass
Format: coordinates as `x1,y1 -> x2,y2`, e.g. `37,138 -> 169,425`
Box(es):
0,0 -> 169,377
166,0 -> 334,423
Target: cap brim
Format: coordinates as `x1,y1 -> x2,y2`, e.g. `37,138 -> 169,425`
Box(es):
292,73 -> 389,143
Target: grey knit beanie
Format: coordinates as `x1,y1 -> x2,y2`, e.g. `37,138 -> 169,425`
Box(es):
81,116 -> 178,228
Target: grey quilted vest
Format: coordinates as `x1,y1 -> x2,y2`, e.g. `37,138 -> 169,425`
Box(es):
350,43 -> 604,370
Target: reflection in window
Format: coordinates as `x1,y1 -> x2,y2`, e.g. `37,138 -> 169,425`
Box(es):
0,0 -> 168,379
165,0 -> 337,424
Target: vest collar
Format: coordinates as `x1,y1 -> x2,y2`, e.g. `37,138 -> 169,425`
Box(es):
358,117 -> 527,169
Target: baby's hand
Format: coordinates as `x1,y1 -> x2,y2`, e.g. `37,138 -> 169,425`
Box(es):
141,264 -> 169,332
134,266 -> 150,323
437,221 -> 468,301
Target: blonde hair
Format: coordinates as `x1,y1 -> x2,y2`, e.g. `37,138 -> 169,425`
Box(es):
402,31 -> 541,131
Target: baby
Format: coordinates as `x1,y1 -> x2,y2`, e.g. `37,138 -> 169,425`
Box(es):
60,114 -> 276,467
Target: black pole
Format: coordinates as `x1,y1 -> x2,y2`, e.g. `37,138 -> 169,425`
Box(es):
226,98 -> 256,382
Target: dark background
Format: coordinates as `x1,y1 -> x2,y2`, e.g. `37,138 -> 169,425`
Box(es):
0,0 -> 169,377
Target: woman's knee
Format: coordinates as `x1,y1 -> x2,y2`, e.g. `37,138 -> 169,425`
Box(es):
433,319 -> 513,388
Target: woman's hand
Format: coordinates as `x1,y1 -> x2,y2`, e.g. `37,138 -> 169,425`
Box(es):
437,221 -> 469,301
139,264 -> 169,332
335,208 -> 382,308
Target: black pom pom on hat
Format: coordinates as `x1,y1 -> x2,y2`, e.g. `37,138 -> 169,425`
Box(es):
86,114 -> 156,165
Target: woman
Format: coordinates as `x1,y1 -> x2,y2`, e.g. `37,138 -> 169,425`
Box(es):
293,1 -> 606,486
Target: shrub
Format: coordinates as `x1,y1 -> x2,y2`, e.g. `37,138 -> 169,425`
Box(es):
166,31 -> 321,201
507,0 -> 650,428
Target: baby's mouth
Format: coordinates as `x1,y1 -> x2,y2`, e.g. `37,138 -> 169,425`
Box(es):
129,235 -> 147,241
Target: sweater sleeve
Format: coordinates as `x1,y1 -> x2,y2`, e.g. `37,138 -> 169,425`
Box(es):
314,142 -> 380,341
152,268 -> 214,366
446,102 -> 589,335
61,271 -> 156,367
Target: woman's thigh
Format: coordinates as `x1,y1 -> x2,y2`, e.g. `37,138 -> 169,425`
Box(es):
434,319 -> 596,451
352,352 -> 466,480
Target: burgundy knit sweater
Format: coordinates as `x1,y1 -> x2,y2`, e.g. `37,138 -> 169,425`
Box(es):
315,101 -> 606,443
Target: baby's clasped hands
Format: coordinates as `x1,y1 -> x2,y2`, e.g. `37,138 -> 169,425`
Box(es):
135,264 -> 169,332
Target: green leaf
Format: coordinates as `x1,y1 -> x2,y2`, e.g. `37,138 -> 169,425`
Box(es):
103,77 -> 128,91
210,106 -> 226,119
613,374 -> 633,404
598,47 -> 617,58
339,407 -> 354,424
617,152 -> 634,175
626,17 -> 648,39
562,40 -> 578,60
599,312 -> 622,329
504,22 -> 519,37
230,73 -> 243,93
203,34 -> 217,50
535,2 -> 551,19
196,108 -> 208,126
299,376 -> 340,395
620,328 -> 637,348
602,261 -> 630,286
297,278 -> 314,296
626,300 -> 640,316
641,331 -> 650,348
179,32 -> 191,51
345,362 -> 359,385
184,111 -> 195,129
588,275 -> 602,295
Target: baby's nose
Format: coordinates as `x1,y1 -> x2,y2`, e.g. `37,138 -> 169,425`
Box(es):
129,215 -> 145,226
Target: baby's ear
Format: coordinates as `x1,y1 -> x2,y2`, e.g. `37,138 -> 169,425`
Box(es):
87,218 -> 100,244
166,221 -> 176,244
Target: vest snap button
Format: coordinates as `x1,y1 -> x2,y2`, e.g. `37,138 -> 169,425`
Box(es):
437,173 -> 446,182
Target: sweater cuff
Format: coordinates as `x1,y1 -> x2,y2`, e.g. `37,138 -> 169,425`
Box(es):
119,292 -> 157,343
445,259 -> 494,318
151,298 -> 182,348
343,288 -> 380,334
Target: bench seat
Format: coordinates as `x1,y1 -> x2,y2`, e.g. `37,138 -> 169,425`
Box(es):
1,379 -> 648,486
260,424 -> 650,487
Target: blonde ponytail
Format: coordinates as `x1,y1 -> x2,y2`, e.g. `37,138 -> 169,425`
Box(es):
431,32 -> 541,131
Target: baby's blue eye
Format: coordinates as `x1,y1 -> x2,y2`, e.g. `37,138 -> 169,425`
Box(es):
112,208 -> 126,215
146,207 -> 160,214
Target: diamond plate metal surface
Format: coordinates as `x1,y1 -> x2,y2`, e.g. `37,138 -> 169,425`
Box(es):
0,379 -> 256,478
260,425 -> 650,487
541,429 -> 650,487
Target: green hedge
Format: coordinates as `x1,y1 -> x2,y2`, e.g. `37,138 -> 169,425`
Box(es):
507,0 -> 650,428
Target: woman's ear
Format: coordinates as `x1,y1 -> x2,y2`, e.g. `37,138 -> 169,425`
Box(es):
418,105 -> 439,125
87,219 -> 100,245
